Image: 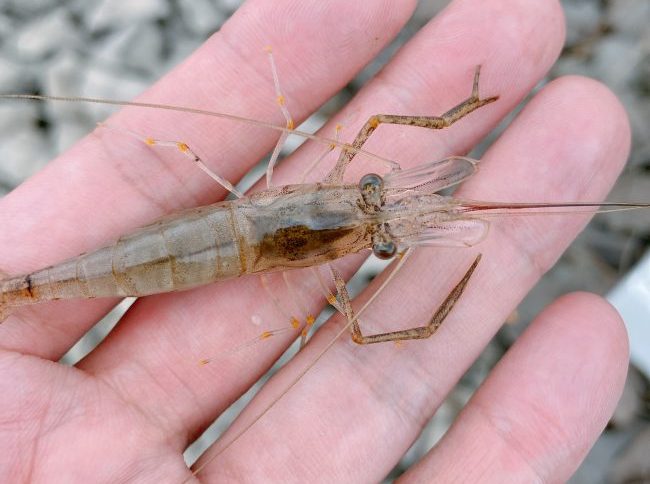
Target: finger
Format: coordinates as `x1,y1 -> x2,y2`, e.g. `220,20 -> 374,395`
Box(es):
196,75 -> 630,481
0,0 -> 416,358
77,0 -> 568,474
400,293 -> 629,482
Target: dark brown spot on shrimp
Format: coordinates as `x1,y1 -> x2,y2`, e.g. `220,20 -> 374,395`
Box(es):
259,224 -> 356,261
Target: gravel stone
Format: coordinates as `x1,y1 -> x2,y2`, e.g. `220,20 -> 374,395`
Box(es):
610,367 -> 646,428
0,56 -> 27,92
608,0 -> 650,37
178,0 -> 226,37
84,0 -> 170,32
93,23 -> 165,73
80,62 -> 149,117
607,426 -> 650,483
12,8 -> 80,60
0,129 -> 50,185
2,0 -> 62,16
563,0 -> 602,46
0,102 -> 39,134
592,36 -> 643,91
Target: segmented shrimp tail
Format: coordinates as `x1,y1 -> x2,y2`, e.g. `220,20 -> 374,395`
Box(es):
0,271 -> 13,323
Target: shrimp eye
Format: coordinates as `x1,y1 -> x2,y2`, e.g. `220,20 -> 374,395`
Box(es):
373,240 -> 396,259
359,173 -> 383,192
359,173 -> 383,206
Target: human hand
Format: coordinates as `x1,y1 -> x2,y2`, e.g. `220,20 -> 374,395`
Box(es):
0,0 -> 631,482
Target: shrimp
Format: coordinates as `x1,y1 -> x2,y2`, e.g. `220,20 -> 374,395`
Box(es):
2,61 -> 647,323
0,59 -> 501,321
2,150 -> 645,321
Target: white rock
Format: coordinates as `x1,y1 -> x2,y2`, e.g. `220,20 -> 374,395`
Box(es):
592,36 -> 643,90
52,120 -> 92,154
624,93 -> 650,167
608,251 -> 650,379
3,0 -> 61,15
604,170 -> 650,231
12,9 -> 81,60
165,36 -> 205,70
93,23 -> 164,72
43,50 -> 89,120
85,0 -> 170,32
611,368 -> 645,428
551,55 -> 594,79
178,0 -> 225,36
218,0 -> 245,12
0,103 -> 40,134
607,427 -> 650,483
0,56 -> 28,92
608,0 -> 650,37
563,0 -> 602,46
81,62 -> 149,119
0,129 -> 50,185
0,11 -> 13,40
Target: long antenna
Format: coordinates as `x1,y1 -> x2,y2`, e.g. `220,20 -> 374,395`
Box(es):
0,94 -> 400,171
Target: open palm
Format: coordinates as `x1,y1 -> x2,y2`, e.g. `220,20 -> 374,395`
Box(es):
0,1 -> 632,482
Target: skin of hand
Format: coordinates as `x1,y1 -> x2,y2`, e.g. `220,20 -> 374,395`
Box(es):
0,0 -> 632,482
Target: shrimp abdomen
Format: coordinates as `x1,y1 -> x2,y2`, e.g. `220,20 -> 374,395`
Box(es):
0,203 -> 245,311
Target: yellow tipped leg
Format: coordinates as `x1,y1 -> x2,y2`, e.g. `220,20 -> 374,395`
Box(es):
97,123 -> 243,197
260,274 -> 302,334
264,46 -> 294,187
299,313 -> 317,348
196,326 -> 295,365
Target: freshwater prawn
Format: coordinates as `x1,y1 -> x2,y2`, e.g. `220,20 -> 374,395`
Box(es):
2,60 -> 645,329
0,59 -> 498,323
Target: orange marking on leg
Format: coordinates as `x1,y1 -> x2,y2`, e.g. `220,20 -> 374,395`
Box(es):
177,142 -> 189,153
260,330 -> 274,340
290,316 -> 300,329
145,137 -> 156,146
306,314 -> 315,326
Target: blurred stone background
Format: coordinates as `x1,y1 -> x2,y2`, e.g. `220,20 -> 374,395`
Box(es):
0,0 -> 648,482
